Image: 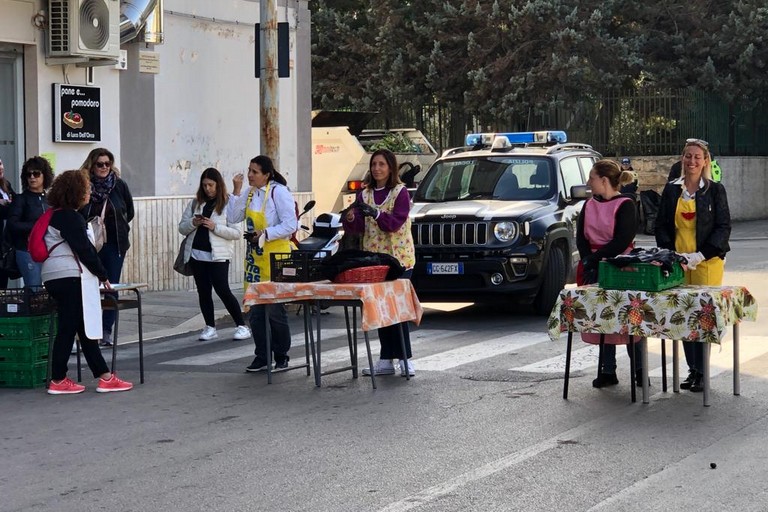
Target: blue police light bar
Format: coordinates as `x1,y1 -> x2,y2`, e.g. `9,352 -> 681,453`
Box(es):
465,131 -> 567,146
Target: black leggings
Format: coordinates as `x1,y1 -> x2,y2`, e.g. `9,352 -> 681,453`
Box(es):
191,259 -> 246,327
45,277 -> 109,381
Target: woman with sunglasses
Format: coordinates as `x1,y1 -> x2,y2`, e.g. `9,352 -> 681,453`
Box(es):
655,138 -> 731,392
0,158 -> 17,288
79,148 -> 135,346
7,156 -> 54,287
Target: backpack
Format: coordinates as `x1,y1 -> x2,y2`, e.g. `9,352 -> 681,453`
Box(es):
28,208 -> 63,262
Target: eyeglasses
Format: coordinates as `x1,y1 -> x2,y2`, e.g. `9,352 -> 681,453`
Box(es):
95,161 -> 111,169
23,170 -> 42,178
686,138 -> 709,148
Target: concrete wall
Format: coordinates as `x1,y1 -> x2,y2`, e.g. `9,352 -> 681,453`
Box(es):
149,0 -> 306,196
626,156 -> 768,221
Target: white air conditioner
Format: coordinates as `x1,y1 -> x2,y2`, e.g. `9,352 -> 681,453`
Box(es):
47,0 -> 120,60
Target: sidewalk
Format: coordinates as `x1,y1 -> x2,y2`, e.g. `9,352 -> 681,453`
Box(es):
112,219 -> 767,345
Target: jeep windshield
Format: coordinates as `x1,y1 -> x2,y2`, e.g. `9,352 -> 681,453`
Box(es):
413,156 -> 554,202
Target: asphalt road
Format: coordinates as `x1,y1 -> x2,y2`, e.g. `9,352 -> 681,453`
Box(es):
2,238 -> 767,512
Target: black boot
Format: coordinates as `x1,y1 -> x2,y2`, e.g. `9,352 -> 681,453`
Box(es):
689,372 -> 704,392
593,373 -> 619,388
680,370 -> 697,390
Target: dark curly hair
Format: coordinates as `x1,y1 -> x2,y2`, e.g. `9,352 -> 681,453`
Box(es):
20,156 -> 55,191
47,170 -> 90,209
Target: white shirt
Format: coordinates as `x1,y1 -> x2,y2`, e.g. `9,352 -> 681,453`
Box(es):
227,182 -> 297,241
672,176 -> 705,200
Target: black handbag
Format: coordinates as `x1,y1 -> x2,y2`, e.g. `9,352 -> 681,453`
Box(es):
173,234 -> 194,276
0,232 -> 21,279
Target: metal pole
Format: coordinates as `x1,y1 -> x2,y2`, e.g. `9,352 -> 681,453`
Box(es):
260,0 -> 280,165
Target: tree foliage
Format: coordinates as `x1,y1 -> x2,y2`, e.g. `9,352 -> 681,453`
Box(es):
310,0 -> 768,116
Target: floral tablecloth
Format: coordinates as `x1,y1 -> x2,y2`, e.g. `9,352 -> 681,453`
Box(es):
243,279 -> 423,332
548,285 -> 757,344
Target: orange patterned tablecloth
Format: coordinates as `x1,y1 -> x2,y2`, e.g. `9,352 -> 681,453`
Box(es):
243,279 -> 423,332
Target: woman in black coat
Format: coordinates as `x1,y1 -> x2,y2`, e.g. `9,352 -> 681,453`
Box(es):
655,139 -> 731,392
79,148 -> 135,346
7,156 -> 54,288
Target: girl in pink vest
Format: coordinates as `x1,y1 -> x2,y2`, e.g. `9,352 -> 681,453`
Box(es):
576,159 -> 642,388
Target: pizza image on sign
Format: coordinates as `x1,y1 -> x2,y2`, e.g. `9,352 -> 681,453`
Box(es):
63,111 -> 83,129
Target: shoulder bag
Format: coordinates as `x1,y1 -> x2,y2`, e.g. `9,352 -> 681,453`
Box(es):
0,230 -> 21,279
173,232 -> 194,276
88,201 -> 108,252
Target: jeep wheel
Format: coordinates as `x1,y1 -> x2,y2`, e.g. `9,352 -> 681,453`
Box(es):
533,246 -> 566,316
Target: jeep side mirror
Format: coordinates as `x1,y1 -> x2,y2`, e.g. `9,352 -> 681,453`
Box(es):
570,184 -> 591,200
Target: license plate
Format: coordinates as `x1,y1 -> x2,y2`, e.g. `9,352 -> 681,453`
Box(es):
428,262 -> 463,275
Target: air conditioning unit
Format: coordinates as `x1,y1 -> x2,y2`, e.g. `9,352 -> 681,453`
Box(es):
47,0 -> 120,60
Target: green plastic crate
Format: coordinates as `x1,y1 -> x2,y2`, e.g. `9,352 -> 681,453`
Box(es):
0,337 -> 49,363
598,261 -> 685,292
0,314 -> 56,343
0,361 -> 48,388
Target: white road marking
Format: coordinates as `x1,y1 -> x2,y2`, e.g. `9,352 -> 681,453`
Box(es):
160,329 -> 466,366
413,332 -> 550,371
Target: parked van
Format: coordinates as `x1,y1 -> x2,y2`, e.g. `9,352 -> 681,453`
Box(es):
311,110 -> 437,214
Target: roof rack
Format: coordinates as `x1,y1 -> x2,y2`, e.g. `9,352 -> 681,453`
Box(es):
546,143 -> 594,154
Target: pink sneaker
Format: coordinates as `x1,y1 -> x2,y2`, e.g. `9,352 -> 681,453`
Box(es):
96,374 -> 133,393
48,377 -> 85,395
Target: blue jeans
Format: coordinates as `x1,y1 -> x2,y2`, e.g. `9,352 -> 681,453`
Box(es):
98,242 -> 126,335
16,250 -> 42,288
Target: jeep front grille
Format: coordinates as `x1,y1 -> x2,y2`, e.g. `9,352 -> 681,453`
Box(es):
412,222 -> 489,246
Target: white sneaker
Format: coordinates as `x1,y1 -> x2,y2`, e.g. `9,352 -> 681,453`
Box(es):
362,359 -> 396,376
232,325 -> 252,340
199,326 -> 218,341
399,360 -> 415,377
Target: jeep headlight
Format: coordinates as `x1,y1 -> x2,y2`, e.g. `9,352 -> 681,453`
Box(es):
494,221 -> 518,242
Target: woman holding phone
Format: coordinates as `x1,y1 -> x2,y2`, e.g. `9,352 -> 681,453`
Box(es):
178,167 -> 251,342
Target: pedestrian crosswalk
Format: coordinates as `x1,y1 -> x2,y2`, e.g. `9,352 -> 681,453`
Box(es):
156,326 -> 768,381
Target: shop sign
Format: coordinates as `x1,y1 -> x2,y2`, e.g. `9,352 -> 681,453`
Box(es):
52,83 -> 101,143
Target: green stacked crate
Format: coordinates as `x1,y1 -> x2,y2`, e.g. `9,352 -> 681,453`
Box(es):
598,261 -> 685,292
0,315 -> 56,388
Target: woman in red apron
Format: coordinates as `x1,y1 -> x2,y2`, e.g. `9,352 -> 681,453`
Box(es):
576,159 -> 640,388
655,139 -> 731,392
228,156 -> 297,372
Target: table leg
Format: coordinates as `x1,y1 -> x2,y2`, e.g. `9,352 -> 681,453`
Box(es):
661,339 -> 667,393
399,323 -> 410,381
673,339 -> 680,393
303,305 -> 311,377
110,297 -> 119,374
597,336 -> 604,381
305,302 -> 320,387
629,335 -> 637,403
363,328 -> 376,390
316,301 -> 323,384
733,323 -> 740,396
136,290 -> 145,384
641,337 -> 649,404
265,307 -> 272,385
703,342 -> 711,407
563,331 -> 573,400
344,306 -> 357,378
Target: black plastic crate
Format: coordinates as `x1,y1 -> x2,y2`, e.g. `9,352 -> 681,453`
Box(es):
0,288 -> 55,317
270,251 -> 330,283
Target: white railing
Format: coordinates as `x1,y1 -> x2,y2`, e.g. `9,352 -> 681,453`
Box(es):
121,192 -> 315,291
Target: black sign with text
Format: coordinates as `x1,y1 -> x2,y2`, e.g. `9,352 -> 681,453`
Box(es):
52,84 -> 102,143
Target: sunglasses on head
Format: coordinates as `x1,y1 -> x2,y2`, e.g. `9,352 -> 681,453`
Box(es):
686,138 -> 709,148
23,170 -> 42,178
